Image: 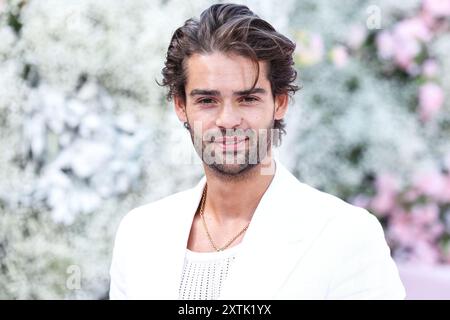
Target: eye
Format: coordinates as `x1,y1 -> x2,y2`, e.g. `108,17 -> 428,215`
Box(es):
240,96 -> 259,104
197,98 -> 217,105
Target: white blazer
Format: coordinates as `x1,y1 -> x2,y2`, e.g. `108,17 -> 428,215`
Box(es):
109,158 -> 405,299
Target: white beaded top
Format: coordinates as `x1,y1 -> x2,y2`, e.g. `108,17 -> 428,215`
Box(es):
178,244 -> 241,300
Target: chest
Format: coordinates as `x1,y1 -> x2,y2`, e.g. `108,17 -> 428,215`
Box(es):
186,213 -> 246,252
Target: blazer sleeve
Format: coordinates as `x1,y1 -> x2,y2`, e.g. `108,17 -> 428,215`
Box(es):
325,211 -> 406,300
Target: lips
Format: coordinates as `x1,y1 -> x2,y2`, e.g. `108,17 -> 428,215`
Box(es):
214,136 -> 247,144
214,136 -> 249,152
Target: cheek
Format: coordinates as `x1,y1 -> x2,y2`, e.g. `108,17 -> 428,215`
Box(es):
187,109 -> 219,138
243,108 -> 274,128
186,103 -> 216,124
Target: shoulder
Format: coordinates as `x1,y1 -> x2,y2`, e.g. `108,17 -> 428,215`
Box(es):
296,183 -> 388,257
282,171 -> 384,245
290,184 -> 404,299
275,163 -> 383,242
278,162 -> 370,222
309,185 -> 383,243
309,183 -> 383,240
288,171 -> 377,221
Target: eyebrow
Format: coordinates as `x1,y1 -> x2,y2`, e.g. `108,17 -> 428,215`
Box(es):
189,87 -> 267,97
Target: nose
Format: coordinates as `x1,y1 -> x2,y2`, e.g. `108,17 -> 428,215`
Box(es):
215,102 -> 242,129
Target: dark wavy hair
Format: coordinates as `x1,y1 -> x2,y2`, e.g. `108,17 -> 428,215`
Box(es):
160,3 -> 299,137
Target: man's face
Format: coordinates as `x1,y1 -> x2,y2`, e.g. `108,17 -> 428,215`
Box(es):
175,52 -> 288,177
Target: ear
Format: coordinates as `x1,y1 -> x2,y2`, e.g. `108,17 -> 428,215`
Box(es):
274,93 -> 289,121
174,95 -> 187,123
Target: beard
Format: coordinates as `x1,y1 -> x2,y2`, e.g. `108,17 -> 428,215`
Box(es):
186,120 -> 277,180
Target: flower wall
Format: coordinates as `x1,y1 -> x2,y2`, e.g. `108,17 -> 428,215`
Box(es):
0,0 -> 449,298
280,0 -> 450,265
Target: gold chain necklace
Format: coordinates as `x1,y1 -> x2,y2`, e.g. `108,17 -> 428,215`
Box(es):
199,184 -> 250,252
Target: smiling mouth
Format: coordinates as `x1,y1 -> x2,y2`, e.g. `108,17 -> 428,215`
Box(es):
213,137 -> 248,145
212,137 -> 249,154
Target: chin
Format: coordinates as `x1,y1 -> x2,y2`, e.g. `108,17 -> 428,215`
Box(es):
208,162 -> 257,176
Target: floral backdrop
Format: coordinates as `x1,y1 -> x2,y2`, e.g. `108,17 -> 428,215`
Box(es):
0,0 -> 449,299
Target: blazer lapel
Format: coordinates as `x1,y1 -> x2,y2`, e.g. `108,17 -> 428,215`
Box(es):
219,158 -> 330,299
138,176 -> 206,299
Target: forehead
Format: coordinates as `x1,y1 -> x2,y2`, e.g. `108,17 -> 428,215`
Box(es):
184,52 -> 270,93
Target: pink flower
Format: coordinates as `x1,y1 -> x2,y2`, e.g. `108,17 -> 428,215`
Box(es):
392,18 -> 430,72
419,83 -> 445,122
422,59 -> 439,78
330,46 -> 349,68
388,209 -> 418,246
377,173 -> 399,193
389,33 -> 420,71
394,17 -> 431,42
408,204 -> 444,251
371,193 -> 396,216
377,17 -> 431,73
438,174 -> 450,202
376,31 -> 395,59
413,169 -> 446,200
411,203 -> 440,227
351,194 -> 371,209
411,240 -> 441,265
370,173 -> 399,216
404,189 -> 421,202
412,169 -> 450,203
346,25 -> 367,50
428,223 -> 445,240
423,0 -> 450,17
394,43 -> 420,73
388,206 -> 443,264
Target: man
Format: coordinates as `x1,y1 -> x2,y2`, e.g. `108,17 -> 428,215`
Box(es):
109,3 -> 405,299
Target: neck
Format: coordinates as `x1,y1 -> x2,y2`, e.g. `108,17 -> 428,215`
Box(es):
201,152 -> 276,225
